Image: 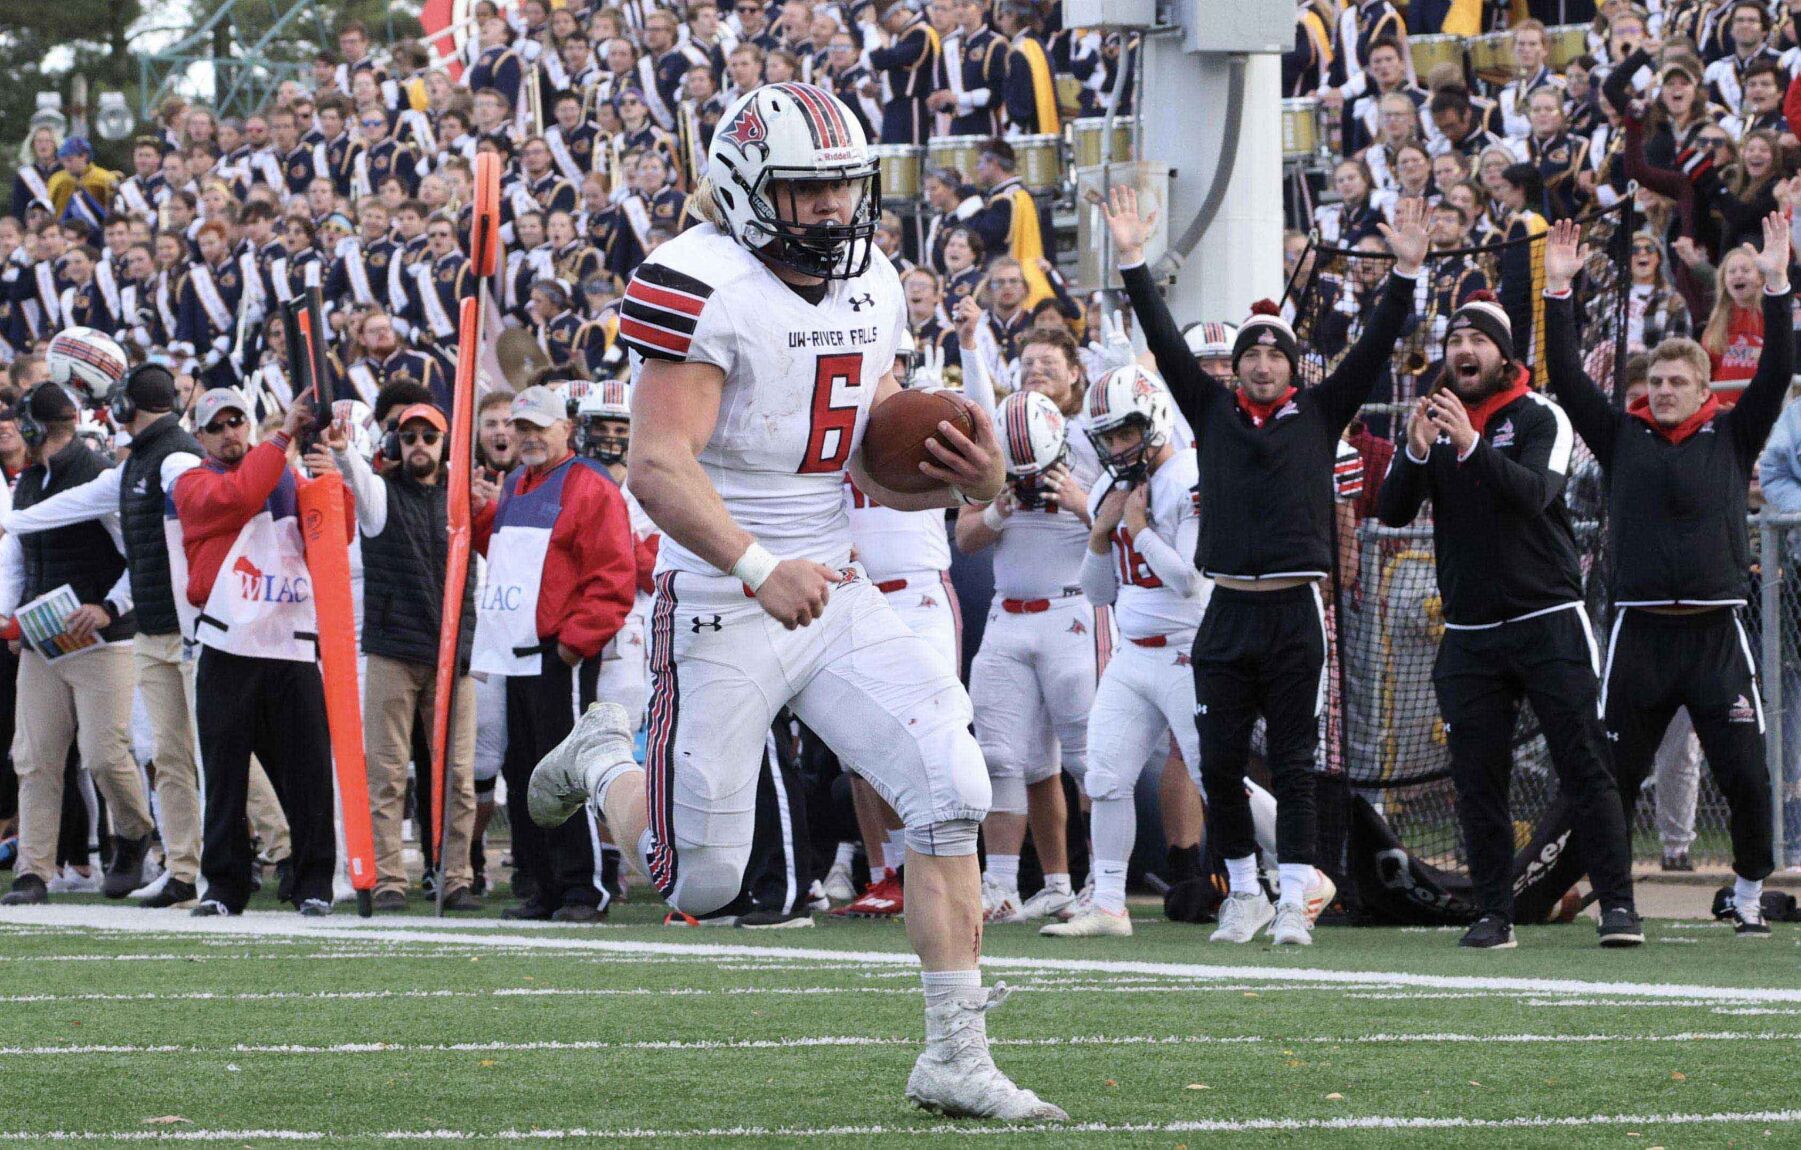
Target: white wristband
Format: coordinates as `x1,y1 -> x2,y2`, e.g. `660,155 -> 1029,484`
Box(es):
981,502 -> 1007,532
731,542 -> 780,592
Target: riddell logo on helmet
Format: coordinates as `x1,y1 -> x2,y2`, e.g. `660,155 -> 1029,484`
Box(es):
816,147 -> 859,163
722,104 -> 768,152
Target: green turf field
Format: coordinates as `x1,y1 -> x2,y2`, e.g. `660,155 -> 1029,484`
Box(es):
2,895 -> 1799,1148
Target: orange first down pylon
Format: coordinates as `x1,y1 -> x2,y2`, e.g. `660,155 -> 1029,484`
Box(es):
428,151 -> 500,914
299,471 -> 378,917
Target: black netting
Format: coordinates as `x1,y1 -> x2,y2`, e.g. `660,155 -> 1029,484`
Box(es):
1287,203 -> 1636,881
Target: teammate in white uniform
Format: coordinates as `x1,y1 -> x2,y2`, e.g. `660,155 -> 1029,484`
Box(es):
1042,366 -> 1207,937
525,82 -> 1065,1122
956,329 -> 1113,925
832,336 -> 992,918
576,381 -> 652,727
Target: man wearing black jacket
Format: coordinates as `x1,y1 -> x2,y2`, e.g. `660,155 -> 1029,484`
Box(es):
1105,188 -> 1427,947
1543,214 -> 1791,937
1378,288 -> 1641,950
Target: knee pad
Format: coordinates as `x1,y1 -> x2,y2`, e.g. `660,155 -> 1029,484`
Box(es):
907,817 -> 980,857
1084,765 -> 1129,804
989,772 -> 1026,815
666,841 -> 752,917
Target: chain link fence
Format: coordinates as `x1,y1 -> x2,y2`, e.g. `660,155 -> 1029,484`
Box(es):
1283,200 -> 1798,874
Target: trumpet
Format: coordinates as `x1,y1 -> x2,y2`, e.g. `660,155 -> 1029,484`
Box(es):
1400,274 -> 1439,376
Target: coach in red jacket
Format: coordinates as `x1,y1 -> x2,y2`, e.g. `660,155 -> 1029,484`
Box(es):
472,385 -> 636,922
173,389 -> 354,918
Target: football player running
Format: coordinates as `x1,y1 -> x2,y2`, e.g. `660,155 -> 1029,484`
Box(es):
526,83 -> 1065,1121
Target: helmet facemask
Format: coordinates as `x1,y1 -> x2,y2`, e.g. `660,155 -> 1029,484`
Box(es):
579,415 -> 630,465
1088,413 -> 1163,487
736,163 -> 882,281
1007,442 -> 1069,510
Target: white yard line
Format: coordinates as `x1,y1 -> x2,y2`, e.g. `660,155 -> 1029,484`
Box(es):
2,904 -> 1797,1004
5,1030 -> 1797,1058
5,1110 -> 1801,1141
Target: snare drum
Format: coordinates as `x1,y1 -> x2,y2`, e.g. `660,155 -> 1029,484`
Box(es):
1281,98 -> 1319,160
1054,75 -> 1083,119
1469,30 -> 1515,80
1070,117 -> 1132,169
926,135 -> 985,184
1013,134 -> 1062,194
1545,23 -> 1587,70
1408,34 -> 1464,81
871,144 -> 924,202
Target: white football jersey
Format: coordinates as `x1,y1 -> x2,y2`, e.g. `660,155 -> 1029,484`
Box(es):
991,423 -> 1103,601
619,223 -> 905,575
844,475 -> 951,580
1084,447 -> 1208,640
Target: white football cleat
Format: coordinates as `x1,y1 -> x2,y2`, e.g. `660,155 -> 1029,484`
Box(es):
48,865 -> 100,894
981,876 -> 1023,924
1015,883 -> 1078,922
805,880 -> 832,913
1054,876 -> 1095,922
1209,891 -> 1275,943
1269,902 -> 1313,945
1039,905 -> 1131,938
1304,868 -> 1337,926
906,983 -> 1070,1121
527,701 -> 634,828
822,858 -> 857,903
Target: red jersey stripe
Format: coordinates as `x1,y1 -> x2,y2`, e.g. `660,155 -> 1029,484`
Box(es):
618,315 -> 691,355
626,279 -> 706,317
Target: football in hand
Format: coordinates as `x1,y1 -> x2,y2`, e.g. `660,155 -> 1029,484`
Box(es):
861,389 -> 978,494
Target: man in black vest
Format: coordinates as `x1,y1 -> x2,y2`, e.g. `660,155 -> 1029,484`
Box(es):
1,365 -> 295,909
0,383 -> 153,906
1544,215 -> 1790,936
311,402 -> 481,912
1378,289 -> 1642,951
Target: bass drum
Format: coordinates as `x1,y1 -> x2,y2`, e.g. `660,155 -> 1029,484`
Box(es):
1013,134 -> 1063,194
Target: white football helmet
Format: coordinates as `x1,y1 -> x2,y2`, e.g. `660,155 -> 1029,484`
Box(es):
577,379 -> 632,464
46,327 -> 129,398
707,82 -> 879,280
1182,320 -> 1237,362
1085,364 -> 1174,484
997,390 -> 1068,509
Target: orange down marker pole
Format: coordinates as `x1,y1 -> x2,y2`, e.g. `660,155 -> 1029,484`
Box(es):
429,151 -> 500,914
299,471 -> 378,917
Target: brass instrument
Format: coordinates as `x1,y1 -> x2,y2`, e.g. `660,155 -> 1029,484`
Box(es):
527,64 -> 545,137
1400,269 -> 1439,376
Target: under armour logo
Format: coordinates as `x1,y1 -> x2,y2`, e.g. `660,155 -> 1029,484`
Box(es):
1605,730 -> 1619,742
849,293 -> 874,311
690,615 -> 723,633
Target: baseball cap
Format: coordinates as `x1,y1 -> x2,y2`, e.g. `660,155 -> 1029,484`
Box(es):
510,385 -> 565,427
57,136 -> 92,160
1659,57 -> 1701,84
395,403 -> 448,433
192,387 -> 249,429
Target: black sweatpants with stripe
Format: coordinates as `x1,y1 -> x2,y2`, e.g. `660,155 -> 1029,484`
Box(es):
502,654 -> 603,910
1603,608 -> 1774,882
1193,584 -> 1326,868
1433,607 -> 1635,921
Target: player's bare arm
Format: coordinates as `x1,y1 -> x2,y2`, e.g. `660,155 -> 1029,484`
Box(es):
630,356 -> 842,630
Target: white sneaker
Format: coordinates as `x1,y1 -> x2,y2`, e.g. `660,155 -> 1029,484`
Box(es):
1269,902 -> 1313,945
805,879 -> 832,913
1304,868 -> 1337,926
1039,905 -> 1132,938
1015,884 -> 1077,921
822,859 -> 857,903
981,876 -> 1023,924
48,865 -> 100,894
1209,891 -> 1275,943
906,984 -> 1069,1121
1054,877 -> 1095,922
129,868 -> 171,901
527,701 -> 634,828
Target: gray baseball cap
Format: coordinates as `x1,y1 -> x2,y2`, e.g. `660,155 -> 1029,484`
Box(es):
510,385 -> 567,428
192,388 -> 250,430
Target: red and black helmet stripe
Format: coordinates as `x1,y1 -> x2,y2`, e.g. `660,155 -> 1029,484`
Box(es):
774,82 -> 850,150
1003,394 -> 1034,469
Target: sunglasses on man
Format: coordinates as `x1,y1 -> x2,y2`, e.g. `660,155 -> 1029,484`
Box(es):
203,413 -> 246,434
